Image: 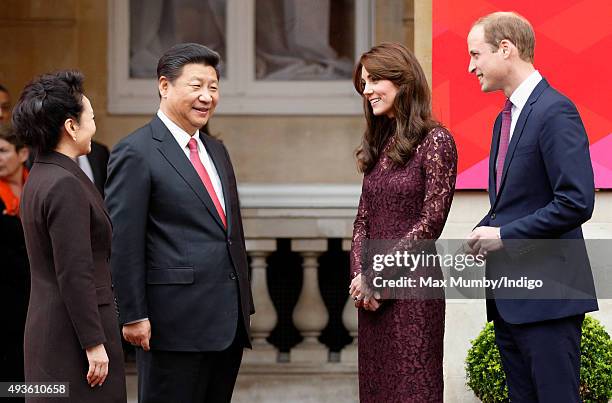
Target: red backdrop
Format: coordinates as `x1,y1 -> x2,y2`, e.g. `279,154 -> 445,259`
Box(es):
432,0 -> 612,188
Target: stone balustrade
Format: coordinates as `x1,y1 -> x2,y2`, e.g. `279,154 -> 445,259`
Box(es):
124,187 -> 612,402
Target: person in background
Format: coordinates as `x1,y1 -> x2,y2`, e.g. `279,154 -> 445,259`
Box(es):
12,70 -> 126,403
0,84 -> 11,125
349,43 -> 457,402
0,124 -> 30,402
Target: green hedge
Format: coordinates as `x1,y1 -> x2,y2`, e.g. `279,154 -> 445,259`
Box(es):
465,315 -> 612,403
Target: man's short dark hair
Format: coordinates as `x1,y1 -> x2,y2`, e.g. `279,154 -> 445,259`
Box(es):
12,70 -> 85,155
157,43 -> 221,83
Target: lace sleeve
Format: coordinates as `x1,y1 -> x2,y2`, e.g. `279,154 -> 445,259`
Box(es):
350,183 -> 369,278
371,128 -> 458,297
402,127 -> 457,241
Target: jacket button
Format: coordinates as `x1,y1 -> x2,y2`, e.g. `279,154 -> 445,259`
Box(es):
490,213 -> 496,220
228,239 -> 233,245
229,273 -> 237,280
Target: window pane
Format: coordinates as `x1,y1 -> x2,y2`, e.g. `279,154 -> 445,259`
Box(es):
129,0 -> 227,78
255,0 -> 355,81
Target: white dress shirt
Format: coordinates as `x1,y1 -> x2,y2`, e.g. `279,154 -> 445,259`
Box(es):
77,155 -> 95,182
508,70 -> 542,141
157,109 -> 226,214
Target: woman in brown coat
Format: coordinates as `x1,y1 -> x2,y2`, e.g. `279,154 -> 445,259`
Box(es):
12,71 -> 126,402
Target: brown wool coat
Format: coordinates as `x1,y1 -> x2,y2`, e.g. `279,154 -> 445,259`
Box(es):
20,152 -> 126,403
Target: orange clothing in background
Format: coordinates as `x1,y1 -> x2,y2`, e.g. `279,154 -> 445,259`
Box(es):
0,168 -> 29,216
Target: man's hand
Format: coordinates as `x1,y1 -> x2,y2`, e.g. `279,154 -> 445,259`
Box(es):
468,226 -> 503,257
85,343 -> 109,387
122,319 -> 151,351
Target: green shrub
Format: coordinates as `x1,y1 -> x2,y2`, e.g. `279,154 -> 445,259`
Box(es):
465,316 -> 612,403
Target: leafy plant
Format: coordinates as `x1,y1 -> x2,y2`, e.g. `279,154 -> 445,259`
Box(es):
465,316 -> 612,403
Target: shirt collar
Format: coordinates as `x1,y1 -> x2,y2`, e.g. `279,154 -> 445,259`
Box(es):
509,70 -> 542,110
156,109 -> 200,150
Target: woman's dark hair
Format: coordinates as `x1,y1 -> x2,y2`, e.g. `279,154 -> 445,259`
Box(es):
353,42 -> 440,173
11,70 -> 85,155
157,43 -> 220,83
0,124 -> 26,151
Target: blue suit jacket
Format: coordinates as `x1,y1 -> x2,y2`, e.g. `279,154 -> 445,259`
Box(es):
477,78 -> 598,324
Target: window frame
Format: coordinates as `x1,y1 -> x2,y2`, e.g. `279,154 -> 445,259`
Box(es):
108,0 -> 374,115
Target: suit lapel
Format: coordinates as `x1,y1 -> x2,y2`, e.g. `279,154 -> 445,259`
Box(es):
201,134 -> 232,234
494,79 -> 549,203
151,117 -> 226,232
495,106 -> 533,197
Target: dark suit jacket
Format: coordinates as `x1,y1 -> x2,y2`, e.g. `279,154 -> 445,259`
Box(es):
20,152 -> 126,402
105,116 -> 253,352
477,78 -> 598,324
87,140 -> 110,196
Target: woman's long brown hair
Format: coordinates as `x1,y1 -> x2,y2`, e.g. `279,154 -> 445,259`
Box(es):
353,42 -> 440,173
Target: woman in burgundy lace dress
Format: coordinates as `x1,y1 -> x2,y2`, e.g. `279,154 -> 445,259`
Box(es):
349,43 -> 457,402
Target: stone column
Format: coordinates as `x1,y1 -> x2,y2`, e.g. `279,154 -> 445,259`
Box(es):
242,239 -> 278,364
414,0 -> 432,85
340,238 -> 358,363
290,239 -> 329,363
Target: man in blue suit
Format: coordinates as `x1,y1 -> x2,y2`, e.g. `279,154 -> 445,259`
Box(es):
466,12 -> 598,402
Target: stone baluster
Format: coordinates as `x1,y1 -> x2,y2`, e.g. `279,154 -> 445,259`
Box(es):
242,239 -> 279,364
290,239 -> 329,363
340,239 -> 358,363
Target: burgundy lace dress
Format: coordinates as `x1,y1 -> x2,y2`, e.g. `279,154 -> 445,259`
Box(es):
350,127 -> 457,403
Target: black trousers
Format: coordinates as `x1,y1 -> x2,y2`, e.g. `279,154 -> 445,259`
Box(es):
494,314 -> 584,403
136,321 -> 246,403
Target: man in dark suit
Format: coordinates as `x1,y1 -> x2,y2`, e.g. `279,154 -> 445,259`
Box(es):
105,43 -> 253,403
466,12 -> 597,402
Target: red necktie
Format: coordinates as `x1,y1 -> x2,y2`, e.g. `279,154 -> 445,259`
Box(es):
496,99 -> 513,194
188,138 -> 227,228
